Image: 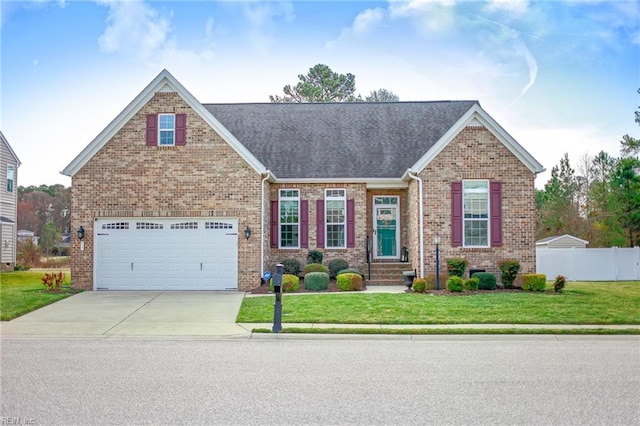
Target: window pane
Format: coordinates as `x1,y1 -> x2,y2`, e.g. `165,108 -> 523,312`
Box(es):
280,225 -> 299,248
280,200 -> 299,223
326,199 -> 345,223
464,192 -> 488,218
159,130 -> 174,145
327,224 -> 345,248
159,114 -> 175,130
463,180 -> 488,190
464,220 -> 488,246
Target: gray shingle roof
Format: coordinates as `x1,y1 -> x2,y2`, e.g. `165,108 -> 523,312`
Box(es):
203,101 -> 478,179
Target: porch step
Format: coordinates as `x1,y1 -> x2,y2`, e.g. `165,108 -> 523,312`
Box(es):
365,262 -> 413,286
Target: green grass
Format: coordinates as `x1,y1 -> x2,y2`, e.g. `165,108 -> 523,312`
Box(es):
251,327 -> 640,335
1,270 -> 77,321
237,282 -> 640,325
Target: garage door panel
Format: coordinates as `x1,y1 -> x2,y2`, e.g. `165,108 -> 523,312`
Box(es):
95,218 -> 238,290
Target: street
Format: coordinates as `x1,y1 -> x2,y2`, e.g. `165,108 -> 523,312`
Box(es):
1,336 -> 638,425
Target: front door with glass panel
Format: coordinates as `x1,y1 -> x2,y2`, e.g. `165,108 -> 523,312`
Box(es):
373,196 -> 399,259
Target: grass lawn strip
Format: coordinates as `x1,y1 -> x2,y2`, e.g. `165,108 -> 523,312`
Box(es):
238,282 -> 640,325
250,327 -> 640,335
1,270 -> 75,321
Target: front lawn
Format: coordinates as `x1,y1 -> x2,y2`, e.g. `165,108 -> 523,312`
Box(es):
1,270 -> 76,321
237,282 -> 640,325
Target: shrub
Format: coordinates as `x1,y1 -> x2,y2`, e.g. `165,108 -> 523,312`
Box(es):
304,272 -> 329,291
328,259 -> 349,279
523,274 -> 546,292
13,264 -> 31,271
498,259 -> 520,288
304,263 -> 329,274
554,275 -> 566,293
307,250 -> 324,265
412,278 -> 427,293
446,276 -> 464,292
336,268 -> 361,276
336,273 -> 364,291
42,272 -> 65,292
270,274 -> 300,292
446,258 -> 468,277
281,258 -> 301,276
424,273 -> 447,291
464,277 -> 479,292
473,272 -> 497,290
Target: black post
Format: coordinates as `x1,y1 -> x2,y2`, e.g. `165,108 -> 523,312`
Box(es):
366,235 -> 371,280
272,263 -> 283,333
435,242 -> 440,291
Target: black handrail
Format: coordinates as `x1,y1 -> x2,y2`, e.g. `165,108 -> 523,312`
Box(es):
366,235 -> 371,280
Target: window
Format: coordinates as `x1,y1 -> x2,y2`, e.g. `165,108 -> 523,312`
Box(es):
6,165 -> 14,192
325,189 -> 346,248
279,189 -> 299,248
158,114 -> 175,146
463,180 -> 489,247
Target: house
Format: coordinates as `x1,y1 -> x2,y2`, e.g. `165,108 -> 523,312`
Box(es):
536,234 -> 589,249
62,70 -> 544,291
17,230 -> 40,246
1,131 -> 21,270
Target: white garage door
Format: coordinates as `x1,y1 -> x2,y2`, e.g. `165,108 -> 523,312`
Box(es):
94,218 -> 238,290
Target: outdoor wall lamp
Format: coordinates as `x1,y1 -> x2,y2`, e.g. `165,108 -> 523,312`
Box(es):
434,234 -> 441,290
77,226 -> 85,240
244,226 -> 251,240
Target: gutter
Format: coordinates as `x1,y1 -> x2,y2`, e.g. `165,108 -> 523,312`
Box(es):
261,171 -> 273,277
406,170 -> 425,278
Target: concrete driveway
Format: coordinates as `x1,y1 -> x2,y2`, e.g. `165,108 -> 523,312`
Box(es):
0,291 -> 250,338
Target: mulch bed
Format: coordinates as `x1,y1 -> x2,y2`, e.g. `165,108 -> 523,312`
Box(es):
250,279 -> 352,294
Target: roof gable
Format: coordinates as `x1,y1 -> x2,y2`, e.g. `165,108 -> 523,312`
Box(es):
536,234 -> 589,245
0,131 -> 21,166
410,104 -> 544,175
62,70 -> 267,178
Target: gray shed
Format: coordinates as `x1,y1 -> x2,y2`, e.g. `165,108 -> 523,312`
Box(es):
536,234 -> 589,249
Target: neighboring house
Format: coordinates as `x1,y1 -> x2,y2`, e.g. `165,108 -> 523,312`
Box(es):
536,234 -> 589,249
17,230 -> 39,246
1,132 -> 20,270
62,70 -> 544,291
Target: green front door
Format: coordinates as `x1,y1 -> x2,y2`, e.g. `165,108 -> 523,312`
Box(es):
375,205 -> 398,258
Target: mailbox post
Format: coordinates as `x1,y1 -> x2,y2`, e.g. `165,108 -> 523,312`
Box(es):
272,263 -> 283,333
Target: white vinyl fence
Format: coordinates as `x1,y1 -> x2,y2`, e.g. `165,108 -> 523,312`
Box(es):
536,247 -> 640,281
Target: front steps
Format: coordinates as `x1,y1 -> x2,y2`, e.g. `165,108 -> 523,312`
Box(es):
365,262 -> 414,286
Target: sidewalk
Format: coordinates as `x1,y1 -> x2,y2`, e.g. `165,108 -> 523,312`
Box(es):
238,323 -> 640,332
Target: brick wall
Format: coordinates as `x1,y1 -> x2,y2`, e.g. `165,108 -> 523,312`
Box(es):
265,183 -> 367,273
409,125 -> 537,280
70,92 -> 263,291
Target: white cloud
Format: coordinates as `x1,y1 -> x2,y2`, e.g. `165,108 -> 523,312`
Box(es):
352,8 -> 385,34
96,0 -> 173,64
486,0 -> 529,15
241,1 -> 295,55
387,0 -> 457,33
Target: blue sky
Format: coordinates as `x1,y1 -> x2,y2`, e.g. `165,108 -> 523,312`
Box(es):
1,0 -> 638,188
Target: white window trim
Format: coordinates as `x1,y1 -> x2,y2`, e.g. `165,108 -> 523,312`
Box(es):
325,189 -> 346,249
279,189 -> 300,249
158,113 -> 176,146
6,165 -> 14,193
462,179 -> 490,248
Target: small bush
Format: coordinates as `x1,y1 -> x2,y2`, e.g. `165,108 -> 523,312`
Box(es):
473,272 -> 497,290
307,250 -> 323,264
328,259 -> 349,279
498,259 -> 520,288
270,274 -> 300,292
412,278 -> 427,293
337,273 -> 364,291
336,268 -> 361,276
446,276 -> 464,292
446,258 -> 468,277
523,274 -> 546,292
281,258 -> 301,276
424,273 -> 447,290
304,263 -> 329,274
304,272 -> 329,291
13,264 -> 31,271
554,275 -> 566,293
42,272 -> 65,292
464,277 -> 479,292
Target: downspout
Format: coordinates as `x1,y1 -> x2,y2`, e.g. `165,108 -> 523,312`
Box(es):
407,170 -> 424,279
261,171 -> 272,277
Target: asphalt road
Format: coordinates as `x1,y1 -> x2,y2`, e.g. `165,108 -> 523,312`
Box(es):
1,336 -> 638,425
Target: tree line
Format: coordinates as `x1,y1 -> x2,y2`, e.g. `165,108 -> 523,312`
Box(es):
536,90 -> 640,247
